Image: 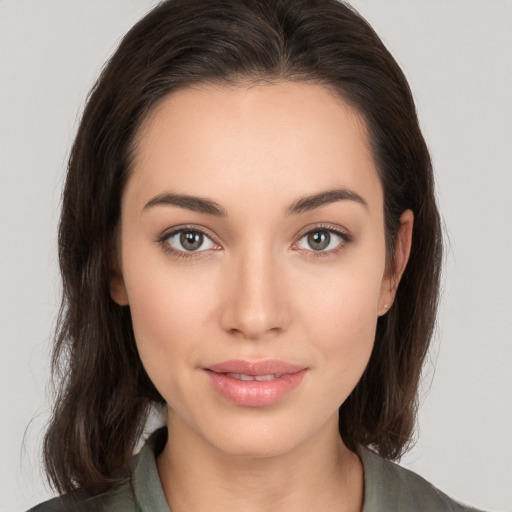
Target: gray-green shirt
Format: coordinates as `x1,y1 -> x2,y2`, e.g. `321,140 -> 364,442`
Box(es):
29,429 -> 483,512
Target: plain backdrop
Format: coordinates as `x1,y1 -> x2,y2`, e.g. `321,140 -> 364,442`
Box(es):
1,1 -> 511,511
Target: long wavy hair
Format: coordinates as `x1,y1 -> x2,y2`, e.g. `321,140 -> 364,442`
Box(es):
44,0 -> 442,498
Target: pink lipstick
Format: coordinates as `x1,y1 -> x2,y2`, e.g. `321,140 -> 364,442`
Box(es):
204,360 -> 308,407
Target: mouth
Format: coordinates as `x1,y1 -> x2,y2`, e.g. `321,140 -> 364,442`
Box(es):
203,360 -> 308,407
223,373 -> 285,381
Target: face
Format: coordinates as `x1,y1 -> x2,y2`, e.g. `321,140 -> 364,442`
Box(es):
112,82 -> 411,458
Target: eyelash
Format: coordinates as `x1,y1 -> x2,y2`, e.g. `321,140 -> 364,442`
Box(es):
293,223 -> 353,258
157,225 -> 221,260
157,223 -> 353,260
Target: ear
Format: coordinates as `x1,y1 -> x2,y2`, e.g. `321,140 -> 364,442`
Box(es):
378,209 -> 414,316
109,254 -> 129,306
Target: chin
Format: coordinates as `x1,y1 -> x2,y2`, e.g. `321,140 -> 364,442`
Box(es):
208,428 -> 304,459
190,407 -> 339,461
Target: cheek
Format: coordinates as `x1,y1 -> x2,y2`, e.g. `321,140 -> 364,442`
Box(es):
310,282 -> 379,365
294,255 -> 384,394
311,294 -> 378,408
123,260 -> 218,392
297,250 -> 384,336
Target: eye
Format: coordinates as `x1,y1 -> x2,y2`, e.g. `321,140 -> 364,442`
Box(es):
163,229 -> 217,253
296,228 -> 347,252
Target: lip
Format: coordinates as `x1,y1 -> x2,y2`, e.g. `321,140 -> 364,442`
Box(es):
204,359 -> 308,407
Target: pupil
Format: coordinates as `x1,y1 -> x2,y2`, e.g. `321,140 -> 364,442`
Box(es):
180,231 -> 203,251
308,231 -> 330,251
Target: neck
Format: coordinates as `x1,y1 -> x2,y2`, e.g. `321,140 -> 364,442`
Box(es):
156,412 -> 364,512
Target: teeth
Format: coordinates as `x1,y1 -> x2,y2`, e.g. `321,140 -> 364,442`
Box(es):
255,374 -> 279,381
225,373 -> 253,380
225,373 -> 281,381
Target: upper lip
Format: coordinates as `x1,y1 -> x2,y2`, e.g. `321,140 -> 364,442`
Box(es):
205,359 -> 307,376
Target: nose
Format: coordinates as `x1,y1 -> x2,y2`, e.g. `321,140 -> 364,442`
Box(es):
219,246 -> 290,340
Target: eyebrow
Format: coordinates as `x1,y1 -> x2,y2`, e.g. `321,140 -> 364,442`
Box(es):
286,188 -> 368,215
143,187 -> 367,217
144,193 -> 227,216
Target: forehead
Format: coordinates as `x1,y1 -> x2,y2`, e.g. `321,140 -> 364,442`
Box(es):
127,81 -> 382,214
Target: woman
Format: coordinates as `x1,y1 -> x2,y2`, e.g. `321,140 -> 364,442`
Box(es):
30,0 -> 482,510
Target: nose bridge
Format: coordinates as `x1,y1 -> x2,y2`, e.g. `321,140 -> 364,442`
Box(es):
221,240 -> 288,339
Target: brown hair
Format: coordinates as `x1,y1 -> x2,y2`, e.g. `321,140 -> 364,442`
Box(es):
44,0 -> 442,498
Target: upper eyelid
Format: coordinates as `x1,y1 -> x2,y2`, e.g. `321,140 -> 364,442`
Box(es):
294,223 -> 352,241
159,224 -> 219,243
157,223 -> 352,249
158,226 -> 221,257
291,227 -> 352,261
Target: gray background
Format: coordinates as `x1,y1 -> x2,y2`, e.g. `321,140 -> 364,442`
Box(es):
1,1 -> 511,510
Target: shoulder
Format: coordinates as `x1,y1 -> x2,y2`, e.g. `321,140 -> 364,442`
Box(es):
359,447 -> 485,512
27,428 -> 170,512
26,480 -> 138,512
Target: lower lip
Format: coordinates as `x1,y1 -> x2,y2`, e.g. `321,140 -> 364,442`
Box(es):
205,369 -> 308,407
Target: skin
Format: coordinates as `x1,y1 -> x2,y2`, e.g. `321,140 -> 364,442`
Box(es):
111,82 -> 413,512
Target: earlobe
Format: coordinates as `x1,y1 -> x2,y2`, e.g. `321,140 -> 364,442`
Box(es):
378,209 -> 414,316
